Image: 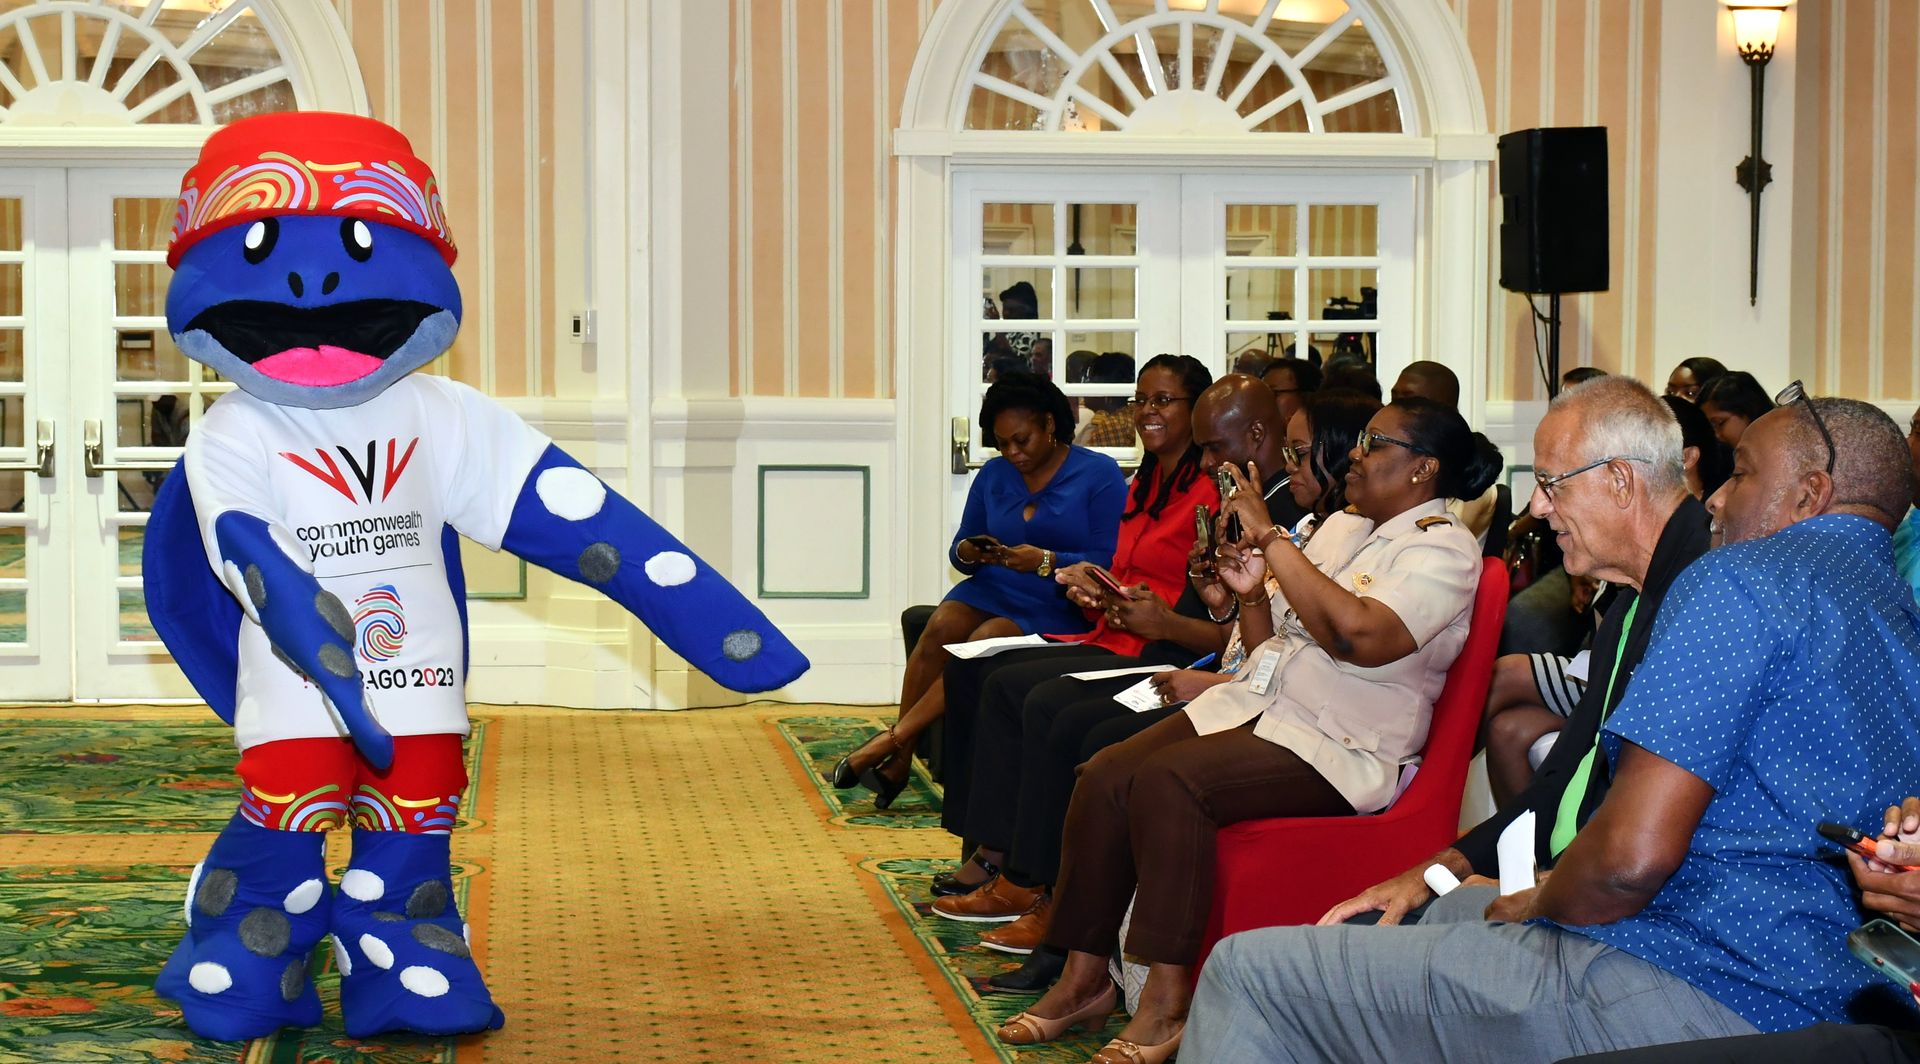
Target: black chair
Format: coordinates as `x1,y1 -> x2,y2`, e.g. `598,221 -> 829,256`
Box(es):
899,605 -> 946,781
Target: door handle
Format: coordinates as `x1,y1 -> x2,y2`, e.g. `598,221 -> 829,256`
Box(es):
0,419 -> 54,478
951,416 -> 988,473
83,419 -> 176,478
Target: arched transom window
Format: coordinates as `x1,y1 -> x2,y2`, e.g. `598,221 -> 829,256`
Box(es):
0,0 -> 307,127
966,0 -> 1406,134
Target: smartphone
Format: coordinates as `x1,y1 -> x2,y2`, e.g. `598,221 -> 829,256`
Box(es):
1088,565 -> 1128,598
962,534 -> 1000,552
1848,919 -> 1920,991
1819,822 -> 1920,872
1193,504 -> 1216,558
1211,466 -> 1244,543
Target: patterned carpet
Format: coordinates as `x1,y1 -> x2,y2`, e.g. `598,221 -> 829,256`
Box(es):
0,705 -> 1103,1063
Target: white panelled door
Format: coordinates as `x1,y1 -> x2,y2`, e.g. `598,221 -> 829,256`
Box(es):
948,168 -> 1416,525
0,167 -> 207,702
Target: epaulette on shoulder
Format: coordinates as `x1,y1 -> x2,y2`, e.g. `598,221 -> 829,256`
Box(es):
1343,505 -> 1361,515
1416,515 -> 1454,531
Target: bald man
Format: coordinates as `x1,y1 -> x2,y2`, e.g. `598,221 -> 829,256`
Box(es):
1385,360 -> 1495,546
1390,360 -> 1461,408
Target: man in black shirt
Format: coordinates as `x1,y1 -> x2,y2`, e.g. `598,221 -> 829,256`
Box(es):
1321,374 -> 1711,925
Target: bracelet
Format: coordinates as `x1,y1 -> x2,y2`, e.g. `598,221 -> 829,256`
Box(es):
1236,590 -> 1270,609
1206,599 -> 1241,625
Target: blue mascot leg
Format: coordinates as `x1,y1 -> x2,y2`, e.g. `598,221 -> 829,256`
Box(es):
155,813 -> 329,1041
331,829 -> 505,1038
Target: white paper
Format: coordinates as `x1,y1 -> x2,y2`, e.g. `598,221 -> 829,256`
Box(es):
1497,809 -> 1537,897
1565,649 -> 1593,684
1246,650 -> 1279,695
943,634 -> 1054,660
1066,665 -> 1169,682
1113,676 -> 1169,713
1423,864 -> 1462,897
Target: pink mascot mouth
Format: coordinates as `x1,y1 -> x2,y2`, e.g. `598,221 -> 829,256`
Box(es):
251,346 -> 386,386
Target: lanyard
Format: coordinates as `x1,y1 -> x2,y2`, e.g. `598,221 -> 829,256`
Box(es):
1548,594 -> 1642,857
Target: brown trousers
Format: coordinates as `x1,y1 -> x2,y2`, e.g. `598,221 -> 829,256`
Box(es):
1046,711 -> 1352,964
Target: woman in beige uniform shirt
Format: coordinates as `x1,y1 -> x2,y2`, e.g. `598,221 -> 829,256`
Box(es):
998,397 -> 1502,1064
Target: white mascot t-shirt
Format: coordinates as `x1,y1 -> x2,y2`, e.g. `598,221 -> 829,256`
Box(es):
183,375 -> 550,751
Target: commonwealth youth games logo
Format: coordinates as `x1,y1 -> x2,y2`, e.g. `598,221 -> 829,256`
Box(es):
353,584 -> 406,663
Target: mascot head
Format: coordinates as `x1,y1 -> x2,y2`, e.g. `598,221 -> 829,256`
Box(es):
165,112 -> 461,410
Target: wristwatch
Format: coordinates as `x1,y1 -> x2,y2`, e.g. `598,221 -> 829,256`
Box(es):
1037,550 -> 1054,578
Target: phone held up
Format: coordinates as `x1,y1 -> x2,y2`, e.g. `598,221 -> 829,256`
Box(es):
1193,504 -> 1217,561
1212,465 -> 1243,544
1848,919 -> 1920,992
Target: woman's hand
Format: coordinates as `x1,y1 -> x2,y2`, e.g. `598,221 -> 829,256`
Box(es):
1215,535 -> 1268,598
1149,668 -> 1230,706
998,545 -> 1046,574
1106,586 -> 1173,640
956,536 -> 1002,566
1220,460 -> 1276,546
1056,562 -> 1108,609
1188,538 -> 1231,614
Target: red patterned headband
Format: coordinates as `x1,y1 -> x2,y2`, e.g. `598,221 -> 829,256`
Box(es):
166,111 -> 457,268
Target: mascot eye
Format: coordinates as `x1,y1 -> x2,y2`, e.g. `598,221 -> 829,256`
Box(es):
342,218 -> 374,262
242,219 -> 277,265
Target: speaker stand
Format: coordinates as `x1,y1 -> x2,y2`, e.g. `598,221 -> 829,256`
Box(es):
1546,292 -> 1563,398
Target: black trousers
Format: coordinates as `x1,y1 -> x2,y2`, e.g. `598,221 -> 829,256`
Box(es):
938,645 -> 1112,840
965,650 -> 1190,886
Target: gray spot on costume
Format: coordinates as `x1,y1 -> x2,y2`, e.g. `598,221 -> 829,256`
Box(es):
279,958 -> 306,1002
318,643 -> 354,678
316,591 -> 355,641
412,923 -> 471,958
406,879 -> 450,920
579,542 -> 621,584
373,911 -> 406,923
723,629 -> 762,662
195,868 -> 238,918
244,565 -> 267,610
239,906 -> 291,957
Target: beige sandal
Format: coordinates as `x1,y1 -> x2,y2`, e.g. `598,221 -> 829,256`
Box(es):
1089,1027 -> 1183,1064
996,982 -> 1118,1045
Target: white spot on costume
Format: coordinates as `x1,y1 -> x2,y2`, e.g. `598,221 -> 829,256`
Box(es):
535,467 -> 607,521
400,965 -> 451,997
341,869 -> 385,902
283,879 -> 324,915
644,551 -> 696,587
188,961 -> 233,994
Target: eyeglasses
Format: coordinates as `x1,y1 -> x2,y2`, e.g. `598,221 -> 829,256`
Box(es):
1532,456 -> 1648,500
1282,444 -> 1305,468
1356,430 -> 1430,457
1774,380 -> 1836,475
1125,394 -> 1193,412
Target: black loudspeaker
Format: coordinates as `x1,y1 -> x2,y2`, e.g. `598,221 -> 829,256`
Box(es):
1498,126 -> 1610,294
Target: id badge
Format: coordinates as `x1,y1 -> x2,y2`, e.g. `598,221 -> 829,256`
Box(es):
1246,649 -> 1280,696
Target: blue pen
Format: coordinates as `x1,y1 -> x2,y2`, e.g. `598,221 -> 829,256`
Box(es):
1187,653 -> 1218,670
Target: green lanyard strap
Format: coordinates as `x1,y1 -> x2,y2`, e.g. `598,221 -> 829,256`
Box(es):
1549,595 -> 1642,857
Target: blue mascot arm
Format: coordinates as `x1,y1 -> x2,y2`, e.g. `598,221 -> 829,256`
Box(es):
501,445 -> 809,693
212,511 -> 394,769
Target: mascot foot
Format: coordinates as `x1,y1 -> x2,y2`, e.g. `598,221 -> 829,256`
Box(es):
154,814 -> 329,1041
331,829 -> 505,1038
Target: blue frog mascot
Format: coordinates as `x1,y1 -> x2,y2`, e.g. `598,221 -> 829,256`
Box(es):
143,111 -> 808,1041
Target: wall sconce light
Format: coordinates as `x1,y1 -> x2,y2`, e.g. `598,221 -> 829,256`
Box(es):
1726,1 -> 1789,306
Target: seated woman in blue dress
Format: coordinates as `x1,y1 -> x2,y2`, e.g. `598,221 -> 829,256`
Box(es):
834,372 -> 1128,806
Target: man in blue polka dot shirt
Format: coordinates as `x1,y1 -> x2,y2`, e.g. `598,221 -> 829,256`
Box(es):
1183,392 -> 1920,1062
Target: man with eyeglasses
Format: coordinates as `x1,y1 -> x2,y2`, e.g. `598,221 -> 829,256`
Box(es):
1183,386 -> 1920,1062
1309,376 -> 1709,929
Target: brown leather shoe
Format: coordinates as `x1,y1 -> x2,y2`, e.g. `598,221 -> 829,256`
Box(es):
931,875 -> 1041,923
979,891 -> 1051,955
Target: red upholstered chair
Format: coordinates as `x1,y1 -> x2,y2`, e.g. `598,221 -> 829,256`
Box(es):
1195,557 -> 1509,973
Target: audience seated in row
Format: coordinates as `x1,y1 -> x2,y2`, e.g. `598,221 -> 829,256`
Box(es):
1185,390 -> 1920,1061
994,397 -> 1502,1063
933,382 -> 1381,989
